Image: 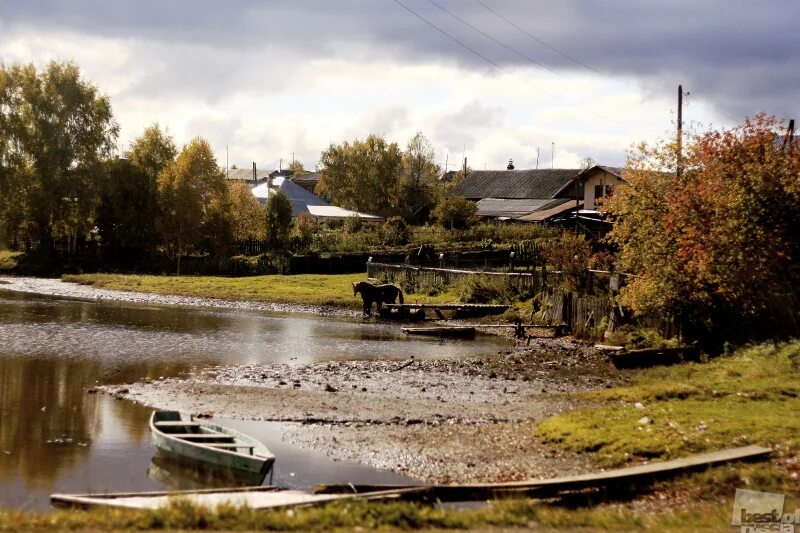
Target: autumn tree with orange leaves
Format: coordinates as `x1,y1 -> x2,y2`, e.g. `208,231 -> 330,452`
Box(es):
603,114 -> 800,346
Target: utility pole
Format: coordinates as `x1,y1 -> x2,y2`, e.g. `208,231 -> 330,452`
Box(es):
551,142 -> 554,169
784,119 -> 795,149
535,147 -> 539,169
463,157 -> 468,178
444,153 -> 449,173
677,84 -> 683,177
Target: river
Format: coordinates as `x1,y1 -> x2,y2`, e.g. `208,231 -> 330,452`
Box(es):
0,288 -> 509,511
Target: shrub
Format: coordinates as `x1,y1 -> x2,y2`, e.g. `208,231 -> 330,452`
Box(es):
343,215 -> 363,234
432,197 -> 478,230
459,276 -> 516,304
381,216 -> 410,246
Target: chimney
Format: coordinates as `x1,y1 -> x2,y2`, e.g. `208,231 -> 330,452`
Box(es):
507,159 -> 515,170
252,162 -> 257,184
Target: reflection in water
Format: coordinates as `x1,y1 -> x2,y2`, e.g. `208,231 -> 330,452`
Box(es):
0,290 -> 506,510
147,453 -> 268,491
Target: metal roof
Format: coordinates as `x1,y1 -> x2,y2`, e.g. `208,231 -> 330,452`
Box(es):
226,168 -> 272,181
515,199 -> 579,222
251,177 -> 381,220
449,168 -> 582,200
475,198 -> 565,218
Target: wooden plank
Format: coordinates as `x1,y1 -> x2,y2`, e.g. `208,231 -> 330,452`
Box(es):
169,434 -> 235,439
154,421 -> 203,427
315,445 -> 771,501
384,303 -> 509,310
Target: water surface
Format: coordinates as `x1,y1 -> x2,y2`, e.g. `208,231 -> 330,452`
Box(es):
0,290 -> 509,510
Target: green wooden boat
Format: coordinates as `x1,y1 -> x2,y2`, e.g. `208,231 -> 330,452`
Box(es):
149,411 -> 275,480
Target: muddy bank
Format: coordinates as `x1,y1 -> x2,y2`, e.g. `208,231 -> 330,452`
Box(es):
104,339 -> 624,483
0,276 -> 358,317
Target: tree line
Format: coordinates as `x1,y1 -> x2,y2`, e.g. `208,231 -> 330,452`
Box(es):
0,61 -> 480,269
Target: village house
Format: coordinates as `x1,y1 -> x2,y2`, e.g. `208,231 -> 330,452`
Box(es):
449,164 -> 623,222
225,165 -> 381,222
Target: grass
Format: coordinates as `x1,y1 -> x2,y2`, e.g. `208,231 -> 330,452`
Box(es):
0,250 -> 21,271
62,273 -> 463,310
537,342 -> 800,468
0,498 -> 735,532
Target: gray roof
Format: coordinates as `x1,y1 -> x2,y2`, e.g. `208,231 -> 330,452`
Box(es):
475,198 -> 565,218
292,171 -> 319,185
449,168 -> 582,200
594,166 -> 623,176
251,177 -> 382,220
226,168 -> 272,181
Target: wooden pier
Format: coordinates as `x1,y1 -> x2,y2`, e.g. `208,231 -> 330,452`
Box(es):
379,303 -> 509,320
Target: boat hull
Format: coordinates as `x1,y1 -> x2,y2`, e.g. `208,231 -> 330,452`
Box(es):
150,411 -> 274,479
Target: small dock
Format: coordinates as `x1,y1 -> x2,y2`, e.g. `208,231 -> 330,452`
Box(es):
402,326 -> 476,339
380,303 -> 509,320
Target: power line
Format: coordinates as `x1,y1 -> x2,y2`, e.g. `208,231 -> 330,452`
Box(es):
392,0 -> 662,134
474,0 -> 609,79
427,0 -> 557,76
391,0 -> 504,71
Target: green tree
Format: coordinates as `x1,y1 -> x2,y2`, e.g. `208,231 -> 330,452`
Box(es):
0,61 -> 118,250
93,125 -> 177,254
432,196 -> 478,230
158,137 -> 231,273
604,114 -> 800,346
291,212 -> 317,251
317,134 -> 403,214
287,160 -> 306,179
265,190 -> 293,250
127,123 -> 176,189
95,158 -> 158,254
229,181 -> 266,241
381,216 -> 410,246
400,132 -> 441,222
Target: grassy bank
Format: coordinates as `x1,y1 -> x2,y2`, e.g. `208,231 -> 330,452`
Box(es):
0,250 -> 20,272
536,341 -> 800,502
1,498 -> 732,532
62,273 -> 463,310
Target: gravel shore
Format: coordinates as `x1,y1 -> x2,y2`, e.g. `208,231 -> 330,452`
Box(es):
103,339 -> 624,483
1,275 -> 624,483
0,275 -> 359,317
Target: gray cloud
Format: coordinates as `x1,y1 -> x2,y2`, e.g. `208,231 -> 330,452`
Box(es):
3,0 -> 796,118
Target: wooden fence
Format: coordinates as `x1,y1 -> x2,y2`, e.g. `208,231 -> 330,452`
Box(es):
538,289 -> 611,337
367,262 -> 541,294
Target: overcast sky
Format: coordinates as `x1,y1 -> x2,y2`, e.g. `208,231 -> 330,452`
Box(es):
1,0 -> 796,171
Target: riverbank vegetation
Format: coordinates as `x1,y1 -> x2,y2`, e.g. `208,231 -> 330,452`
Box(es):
62,273 -> 462,309
604,115 -> 800,349
0,497 -> 732,532
537,341 -> 800,488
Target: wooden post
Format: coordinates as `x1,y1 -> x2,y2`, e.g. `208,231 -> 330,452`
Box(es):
677,84 -> 683,177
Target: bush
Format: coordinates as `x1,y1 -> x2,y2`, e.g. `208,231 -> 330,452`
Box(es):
432,197 -> 478,230
458,276 -> 516,304
381,216 -> 410,246
343,215 -> 363,234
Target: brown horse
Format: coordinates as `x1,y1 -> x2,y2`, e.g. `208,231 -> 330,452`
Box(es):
352,281 -> 404,316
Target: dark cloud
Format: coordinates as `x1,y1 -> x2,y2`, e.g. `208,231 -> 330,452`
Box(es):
1,1 -> 796,120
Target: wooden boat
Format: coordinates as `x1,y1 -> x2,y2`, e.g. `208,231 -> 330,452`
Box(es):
149,411 -> 274,480
147,454 -> 267,491
401,326 -> 476,339
51,486 -> 425,510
